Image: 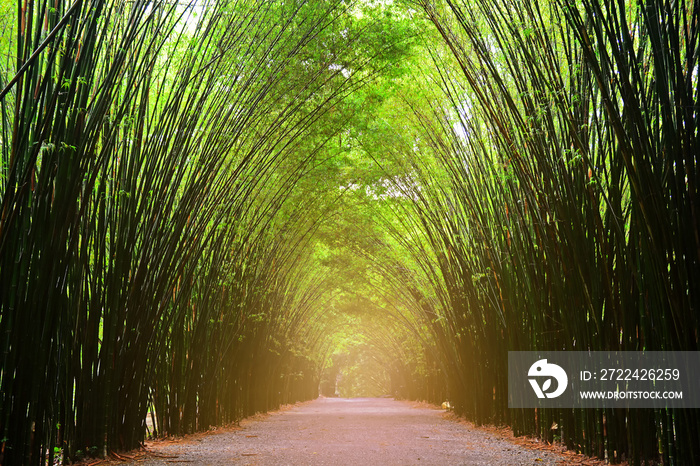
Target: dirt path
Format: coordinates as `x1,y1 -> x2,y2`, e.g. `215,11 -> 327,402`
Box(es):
129,397 -> 567,465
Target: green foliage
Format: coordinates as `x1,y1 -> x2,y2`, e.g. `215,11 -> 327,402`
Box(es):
363,0 -> 699,464
1,0 -> 696,465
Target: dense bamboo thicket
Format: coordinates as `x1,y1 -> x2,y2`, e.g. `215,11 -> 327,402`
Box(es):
1,0 -> 697,464
362,0 -> 698,464
0,0 -> 378,463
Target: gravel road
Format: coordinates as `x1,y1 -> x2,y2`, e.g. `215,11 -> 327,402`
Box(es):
130,397 -> 564,465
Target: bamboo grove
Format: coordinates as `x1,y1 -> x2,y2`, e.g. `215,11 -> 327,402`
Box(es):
0,0 -> 399,462
357,0 -> 698,464
0,0 -> 698,465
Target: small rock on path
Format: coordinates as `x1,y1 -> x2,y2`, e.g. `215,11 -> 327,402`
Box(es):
131,397 -> 563,465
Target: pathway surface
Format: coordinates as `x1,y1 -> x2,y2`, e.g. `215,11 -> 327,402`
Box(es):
131,397 -> 565,465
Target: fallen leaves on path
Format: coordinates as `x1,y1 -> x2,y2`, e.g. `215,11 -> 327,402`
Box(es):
440,412 -> 624,466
